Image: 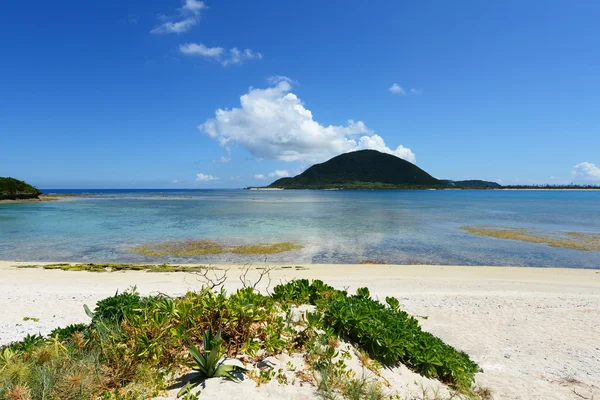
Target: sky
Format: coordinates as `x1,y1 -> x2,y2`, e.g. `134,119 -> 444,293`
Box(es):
1,0 -> 599,188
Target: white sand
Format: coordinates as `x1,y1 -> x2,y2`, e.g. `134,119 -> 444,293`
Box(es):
1,261 -> 599,400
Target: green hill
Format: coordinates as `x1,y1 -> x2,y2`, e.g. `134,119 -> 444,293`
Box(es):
268,150 -> 445,189
0,177 -> 42,200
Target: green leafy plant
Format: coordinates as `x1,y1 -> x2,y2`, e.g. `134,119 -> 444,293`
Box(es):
178,328 -> 247,397
86,288 -> 145,324
385,297 -> 400,311
49,323 -> 89,341
355,287 -> 370,299
272,280 -> 479,390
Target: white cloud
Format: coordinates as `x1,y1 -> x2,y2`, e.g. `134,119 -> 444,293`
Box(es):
222,48 -> 262,65
179,43 -> 224,57
268,170 -> 290,178
200,80 -> 416,164
213,156 -> 231,163
572,162 -> 600,181
182,0 -> 206,14
180,43 -> 262,65
254,174 -> 266,180
151,0 -> 206,34
196,173 -> 218,182
389,83 -> 406,95
355,135 -> 415,163
152,18 -> 197,34
267,75 -> 295,85
410,88 -> 423,95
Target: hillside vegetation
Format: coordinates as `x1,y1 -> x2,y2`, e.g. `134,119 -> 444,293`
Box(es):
0,177 -> 42,200
268,150 -> 445,189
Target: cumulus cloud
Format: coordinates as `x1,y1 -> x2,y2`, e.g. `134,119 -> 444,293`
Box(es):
180,43 -> 262,65
254,174 -> 266,180
389,83 -> 406,95
200,80 -> 416,164
196,173 -> 218,182
151,0 -> 206,34
572,162 -> 600,181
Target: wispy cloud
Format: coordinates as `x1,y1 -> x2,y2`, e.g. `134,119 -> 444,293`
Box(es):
180,43 -> 262,65
268,170 -> 290,178
389,83 -> 423,96
213,156 -> 231,163
196,173 -> 218,182
254,174 -> 266,180
151,0 -> 206,34
388,83 -> 406,95
179,43 -> 223,57
267,75 -> 295,85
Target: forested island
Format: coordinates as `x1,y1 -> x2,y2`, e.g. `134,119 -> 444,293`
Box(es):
0,177 -> 42,200
257,150 -> 500,190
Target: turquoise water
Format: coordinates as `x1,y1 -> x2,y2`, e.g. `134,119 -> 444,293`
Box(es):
0,189 -> 599,268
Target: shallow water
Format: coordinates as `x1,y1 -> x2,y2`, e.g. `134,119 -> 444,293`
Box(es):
0,189 -> 599,268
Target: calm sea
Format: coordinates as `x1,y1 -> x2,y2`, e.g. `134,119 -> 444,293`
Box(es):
0,189 -> 599,268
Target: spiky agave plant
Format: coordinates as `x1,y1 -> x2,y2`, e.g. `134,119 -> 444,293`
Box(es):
178,328 -> 246,397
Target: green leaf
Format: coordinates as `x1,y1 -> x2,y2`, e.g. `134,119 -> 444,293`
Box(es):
83,304 -> 95,319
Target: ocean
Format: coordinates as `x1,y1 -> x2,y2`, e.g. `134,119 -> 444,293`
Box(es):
1,189 -> 599,268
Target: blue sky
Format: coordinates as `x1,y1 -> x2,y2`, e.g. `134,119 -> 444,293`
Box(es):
1,0 -> 599,188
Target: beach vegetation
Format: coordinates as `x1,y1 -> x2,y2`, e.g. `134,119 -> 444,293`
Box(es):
462,226 -> 600,251
1,279 -> 483,399
273,280 -> 480,390
178,328 -> 247,396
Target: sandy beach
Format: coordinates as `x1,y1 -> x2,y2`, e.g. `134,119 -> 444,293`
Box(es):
1,261 -> 599,400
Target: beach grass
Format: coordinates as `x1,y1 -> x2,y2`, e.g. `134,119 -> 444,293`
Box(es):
128,239 -> 303,257
461,226 -> 600,251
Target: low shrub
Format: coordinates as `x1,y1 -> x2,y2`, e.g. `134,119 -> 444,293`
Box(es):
272,280 -> 479,390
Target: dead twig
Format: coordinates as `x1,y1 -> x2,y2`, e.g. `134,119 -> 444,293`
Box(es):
239,263 -> 275,294
193,267 -> 229,289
